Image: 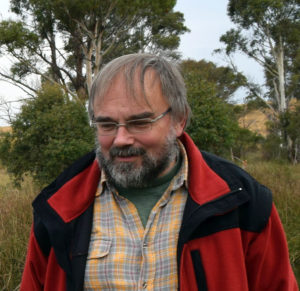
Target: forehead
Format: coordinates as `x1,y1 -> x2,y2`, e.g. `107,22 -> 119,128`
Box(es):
94,69 -> 169,113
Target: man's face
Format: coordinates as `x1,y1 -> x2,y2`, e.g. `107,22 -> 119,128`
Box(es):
93,70 -> 184,188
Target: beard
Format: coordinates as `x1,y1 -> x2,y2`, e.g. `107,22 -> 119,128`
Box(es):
95,131 -> 180,188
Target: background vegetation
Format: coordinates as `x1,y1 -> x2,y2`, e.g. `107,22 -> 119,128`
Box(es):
0,168 -> 37,290
0,83 -> 94,186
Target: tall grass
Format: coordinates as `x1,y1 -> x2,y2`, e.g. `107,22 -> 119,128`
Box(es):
0,161 -> 299,290
0,169 -> 38,291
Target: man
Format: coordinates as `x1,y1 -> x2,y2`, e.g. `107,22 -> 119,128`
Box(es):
21,54 -> 298,290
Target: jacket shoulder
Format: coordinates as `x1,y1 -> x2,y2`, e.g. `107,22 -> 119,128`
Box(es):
32,151 -> 97,253
39,150 -> 97,199
201,151 -> 273,232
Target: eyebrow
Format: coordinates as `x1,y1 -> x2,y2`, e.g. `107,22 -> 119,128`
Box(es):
94,111 -> 155,123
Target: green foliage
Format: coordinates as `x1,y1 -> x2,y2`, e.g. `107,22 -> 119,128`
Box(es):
284,105 -> 300,146
0,20 -> 39,52
244,97 -> 269,111
181,59 -> 251,157
262,105 -> 300,163
219,0 -> 300,164
220,0 -> 300,107
232,127 -> 264,159
186,91 -> 238,157
0,83 -> 94,186
0,0 -> 189,99
181,59 -> 246,102
262,130 -> 285,161
231,102 -> 267,159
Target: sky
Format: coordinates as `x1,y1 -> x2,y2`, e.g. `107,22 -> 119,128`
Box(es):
174,1 -> 263,82
0,0 -> 264,126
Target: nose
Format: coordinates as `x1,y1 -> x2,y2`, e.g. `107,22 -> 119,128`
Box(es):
112,125 -> 135,147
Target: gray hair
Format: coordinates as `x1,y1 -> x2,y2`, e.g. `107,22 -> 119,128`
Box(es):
89,53 -> 191,126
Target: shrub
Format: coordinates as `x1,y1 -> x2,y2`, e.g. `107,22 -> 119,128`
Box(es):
0,83 -> 94,186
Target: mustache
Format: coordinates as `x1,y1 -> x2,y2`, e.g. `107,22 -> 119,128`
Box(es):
109,146 -> 146,158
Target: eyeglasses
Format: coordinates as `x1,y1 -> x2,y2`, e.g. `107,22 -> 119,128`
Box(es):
92,107 -> 172,136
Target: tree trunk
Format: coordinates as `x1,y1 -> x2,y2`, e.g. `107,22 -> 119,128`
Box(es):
276,37 -> 286,113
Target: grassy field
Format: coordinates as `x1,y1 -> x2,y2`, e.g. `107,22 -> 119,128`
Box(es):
0,161 -> 299,290
0,169 -> 38,290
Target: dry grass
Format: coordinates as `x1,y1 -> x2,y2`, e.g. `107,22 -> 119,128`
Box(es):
238,98 -> 299,138
238,109 -> 270,137
0,126 -> 11,133
0,170 -> 38,290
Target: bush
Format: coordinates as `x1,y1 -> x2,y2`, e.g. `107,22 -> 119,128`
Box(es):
262,106 -> 300,164
181,59 -> 248,158
186,92 -> 238,157
231,127 -> 264,160
0,83 -> 94,186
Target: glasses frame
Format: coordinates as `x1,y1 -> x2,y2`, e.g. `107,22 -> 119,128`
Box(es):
92,107 -> 172,136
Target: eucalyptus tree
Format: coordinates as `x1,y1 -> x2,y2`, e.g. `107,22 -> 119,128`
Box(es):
216,0 -> 300,162
218,0 -> 299,114
0,0 -> 188,100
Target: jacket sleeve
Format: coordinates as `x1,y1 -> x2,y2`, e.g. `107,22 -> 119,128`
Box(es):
20,225 -> 48,291
244,204 -> 298,291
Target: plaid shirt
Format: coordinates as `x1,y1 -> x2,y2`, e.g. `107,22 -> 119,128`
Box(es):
84,142 -> 188,290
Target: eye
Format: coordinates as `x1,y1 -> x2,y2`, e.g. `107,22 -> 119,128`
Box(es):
98,122 -> 116,131
129,119 -> 152,130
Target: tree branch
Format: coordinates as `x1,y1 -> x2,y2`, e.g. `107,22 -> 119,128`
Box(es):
0,73 -> 37,97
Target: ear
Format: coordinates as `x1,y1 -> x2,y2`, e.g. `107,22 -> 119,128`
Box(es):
174,118 -> 186,137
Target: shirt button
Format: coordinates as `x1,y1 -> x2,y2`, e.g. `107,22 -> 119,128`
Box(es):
142,282 -> 147,289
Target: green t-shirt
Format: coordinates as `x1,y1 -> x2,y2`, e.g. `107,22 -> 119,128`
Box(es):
116,156 -> 182,227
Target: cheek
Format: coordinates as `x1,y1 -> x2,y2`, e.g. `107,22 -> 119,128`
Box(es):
97,136 -> 113,153
137,123 -> 175,148
136,132 -> 166,149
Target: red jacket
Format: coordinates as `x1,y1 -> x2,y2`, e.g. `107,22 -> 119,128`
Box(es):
21,133 -> 298,290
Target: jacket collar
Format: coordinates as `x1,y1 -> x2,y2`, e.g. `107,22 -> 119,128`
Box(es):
36,132 -> 239,222
179,133 -> 231,205
47,160 -> 100,223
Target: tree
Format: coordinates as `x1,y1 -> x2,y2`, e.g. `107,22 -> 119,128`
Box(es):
0,0 -> 189,101
261,103 -> 300,163
217,0 -> 300,163
231,122 -> 264,160
284,105 -> 300,164
181,59 -> 246,102
218,0 -> 300,113
181,59 -> 245,157
0,83 -> 94,186
269,104 -> 300,163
